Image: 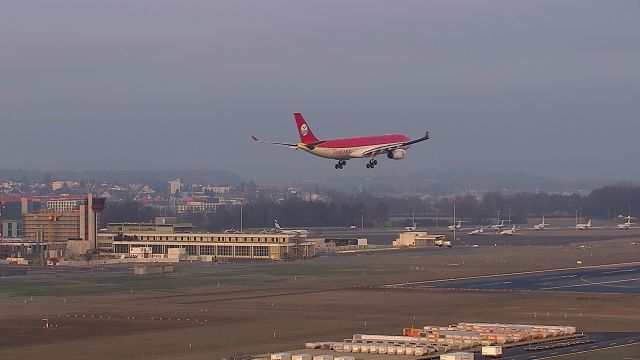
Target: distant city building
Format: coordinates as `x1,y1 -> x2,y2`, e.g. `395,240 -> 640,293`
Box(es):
168,179 -> 182,194
51,181 -> 79,191
46,199 -> 81,212
203,186 -> 231,194
176,198 -> 243,215
21,194 -> 105,252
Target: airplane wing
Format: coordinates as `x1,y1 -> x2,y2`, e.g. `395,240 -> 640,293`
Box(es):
251,136 -> 298,149
402,131 -> 430,146
251,136 -> 326,150
361,131 -> 430,157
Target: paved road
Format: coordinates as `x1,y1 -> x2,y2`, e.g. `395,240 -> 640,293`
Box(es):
386,263 -> 640,294
428,265 -> 640,294
498,332 -> 640,359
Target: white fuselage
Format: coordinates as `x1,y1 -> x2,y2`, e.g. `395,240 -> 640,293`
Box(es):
302,143 -> 408,160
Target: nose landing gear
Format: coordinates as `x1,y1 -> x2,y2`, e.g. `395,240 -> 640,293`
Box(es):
335,160 -> 347,169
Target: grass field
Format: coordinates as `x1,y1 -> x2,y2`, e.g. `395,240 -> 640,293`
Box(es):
1,233 -> 639,360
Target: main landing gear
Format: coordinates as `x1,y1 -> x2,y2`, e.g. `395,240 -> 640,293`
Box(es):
335,160 -> 347,169
366,159 -> 378,169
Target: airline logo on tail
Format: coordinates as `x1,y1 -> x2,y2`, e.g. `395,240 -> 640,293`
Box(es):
300,124 -> 309,136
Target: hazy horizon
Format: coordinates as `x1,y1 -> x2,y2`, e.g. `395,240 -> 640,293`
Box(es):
2,1 -> 639,182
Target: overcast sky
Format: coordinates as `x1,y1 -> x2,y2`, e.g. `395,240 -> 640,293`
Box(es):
1,1 -> 639,182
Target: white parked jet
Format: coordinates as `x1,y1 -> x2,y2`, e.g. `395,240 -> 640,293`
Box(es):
617,215 -> 636,230
468,227 -> 484,235
500,225 -> 518,235
534,216 -> 551,230
576,219 -> 592,230
490,220 -> 505,231
274,220 -> 309,235
448,221 -> 467,231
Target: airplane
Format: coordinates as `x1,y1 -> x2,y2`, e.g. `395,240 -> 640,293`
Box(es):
533,216 -> 551,230
500,225 -> 518,235
448,221 -> 468,231
404,224 -> 417,231
617,215 -> 636,230
490,220 -> 505,231
251,113 -> 430,169
576,219 -> 592,230
274,220 -> 309,235
468,227 -> 484,235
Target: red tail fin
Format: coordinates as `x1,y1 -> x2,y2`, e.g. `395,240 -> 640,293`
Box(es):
294,113 -> 320,144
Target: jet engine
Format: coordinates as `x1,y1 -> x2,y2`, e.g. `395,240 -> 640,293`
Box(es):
387,149 -> 406,160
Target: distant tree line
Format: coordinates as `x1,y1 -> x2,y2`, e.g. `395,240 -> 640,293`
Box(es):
101,184 -> 640,230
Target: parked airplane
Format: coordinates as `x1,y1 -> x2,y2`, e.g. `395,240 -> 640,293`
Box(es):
617,215 -> 636,230
468,227 -> 484,235
500,225 -> 518,235
533,216 -> 551,230
576,219 -> 592,230
274,220 -> 309,235
448,221 -> 468,231
404,225 -> 417,231
490,220 -> 505,231
252,113 -> 430,169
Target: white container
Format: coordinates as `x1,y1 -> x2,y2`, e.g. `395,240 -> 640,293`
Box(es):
368,345 -> 378,353
386,346 -> 396,354
342,344 -> 352,353
335,357 -> 354,360
395,346 -> 405,355
291,354 -> 313,360
292,355 -> 312,360
377,347 -> 387,354
351,344 -> 360,353
482,346 -> 502,357
271,353 -> 292,360
312,356 -> 333,360
405,347 -> 414,356
359,345 -> 369,353
440,352 -> 475,360
414,347 -> 425,356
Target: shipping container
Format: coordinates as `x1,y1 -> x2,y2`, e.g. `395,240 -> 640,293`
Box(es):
482,346 -> 502,357
271,353 -> 292,360
292,355 -> 312,360
312,356 -> 333,360
440,352 -> 474,360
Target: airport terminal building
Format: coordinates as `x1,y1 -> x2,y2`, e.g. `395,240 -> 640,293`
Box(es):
98,219 -> 317,261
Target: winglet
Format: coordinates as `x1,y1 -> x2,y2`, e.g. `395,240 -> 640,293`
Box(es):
425,131 -> 430,140
251,136 -> 259,141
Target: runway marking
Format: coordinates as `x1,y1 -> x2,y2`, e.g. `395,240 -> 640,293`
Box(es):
383,261 -> 640,288
534,341 -> 640,359
540,277 -> 640,290
600,269 -> 637,275
472,281 -> 512,287
539,275 -> 578,281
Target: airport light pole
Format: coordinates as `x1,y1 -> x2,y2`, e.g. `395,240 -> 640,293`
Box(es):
452,197 -> 457,241
240,201 -> 243,233
361,209 -> 365,229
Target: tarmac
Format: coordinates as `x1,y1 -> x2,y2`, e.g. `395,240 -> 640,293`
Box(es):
385,262 -> 640,294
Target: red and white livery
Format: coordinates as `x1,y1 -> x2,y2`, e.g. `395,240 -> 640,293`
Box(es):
251,113 -> 429,169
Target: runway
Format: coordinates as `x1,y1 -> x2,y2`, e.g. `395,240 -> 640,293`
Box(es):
385,262 -> 640,294
500,332 -> 640,359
